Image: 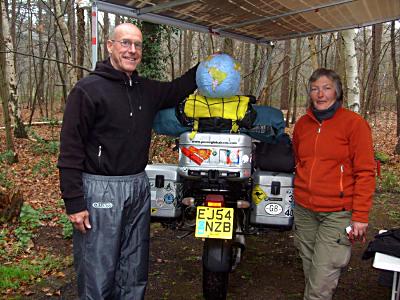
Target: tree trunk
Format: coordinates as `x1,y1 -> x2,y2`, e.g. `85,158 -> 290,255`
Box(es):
0,190 -> 24,223
76,4 -> 85,80
249,44 -> 259,96
308,36 -> 319,70
103,12 -> 109,61
222,37 -> 234,56
391,22 -> 400,154
0,50 -> 15,156
364,24 -> 383,118
166,27 -> 175,80
183,30 -> 193,71
291,38 -> 302,125
280,39 -> 291,110
243,43 -> 251,94
254,45 -> 274,100
342,29 -> 360,112
1,0 -> 27,138
53,0 -> 77,89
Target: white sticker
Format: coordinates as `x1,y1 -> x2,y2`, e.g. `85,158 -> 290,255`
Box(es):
242,154 -> 249,164
151,190 -> 156,200
156,198 -> 164,207
284,204 -> 293,217
265,203 -> 283,215
285,189 -> 294,203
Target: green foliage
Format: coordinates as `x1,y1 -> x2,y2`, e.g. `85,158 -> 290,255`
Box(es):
137,22 -> 168,80
378,170 -> 400,193
0,169 -> 14,189
388,210 -> 400,222
14,204 -> 41,248
29,129 -> 59,155
375,151 -> 390,163
0,229 -> 6,257
0,150 -> 16,189
58,214 -> 73,239
0,150 -> 15,164
0,255 -> 64,289
32,157 -> 56,177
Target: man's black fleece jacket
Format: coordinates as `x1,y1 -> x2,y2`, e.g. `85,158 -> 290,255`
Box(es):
57,59 -> 198,214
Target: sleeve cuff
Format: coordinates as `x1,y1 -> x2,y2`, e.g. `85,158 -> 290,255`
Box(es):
64,196 -> 87,215
351,210 -> 369,223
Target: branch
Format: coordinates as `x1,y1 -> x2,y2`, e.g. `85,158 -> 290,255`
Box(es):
0,49 -> 91,72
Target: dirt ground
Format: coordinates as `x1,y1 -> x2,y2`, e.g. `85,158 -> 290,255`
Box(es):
1,110 -> 399,299
29,192 -> 397,300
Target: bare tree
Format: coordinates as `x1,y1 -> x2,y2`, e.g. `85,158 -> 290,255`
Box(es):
343,29 -> 360,112
291,38 -> 302,125
364,24 -> 383,117
391,21 -> 400,154
308,36 -> 318,70
76,2 -> 85,80
1,0 -> 27,138
280,39 -> 291,110
53,0 -> 78,87
0,0 -> 15,159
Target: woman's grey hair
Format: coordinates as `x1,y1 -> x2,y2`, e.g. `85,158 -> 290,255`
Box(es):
307,68 -> 343,104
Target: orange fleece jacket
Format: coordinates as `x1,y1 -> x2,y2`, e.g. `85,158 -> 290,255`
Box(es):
292,107 -> 375,223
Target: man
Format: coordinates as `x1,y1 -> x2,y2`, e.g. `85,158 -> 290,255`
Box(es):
57,23 -> 197,299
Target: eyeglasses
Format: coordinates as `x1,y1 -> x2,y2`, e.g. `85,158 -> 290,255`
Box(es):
111,39 -> 143,50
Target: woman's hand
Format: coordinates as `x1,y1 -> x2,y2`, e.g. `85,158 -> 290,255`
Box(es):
350,221 -> 368,243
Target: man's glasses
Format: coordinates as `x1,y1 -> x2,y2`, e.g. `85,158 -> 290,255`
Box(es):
111,39 -> 143,50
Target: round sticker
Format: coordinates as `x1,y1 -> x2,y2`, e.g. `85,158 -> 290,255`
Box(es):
164,193 -> 175,205
265,203 -> 283,215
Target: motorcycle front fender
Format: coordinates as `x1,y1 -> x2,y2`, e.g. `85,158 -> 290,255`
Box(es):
202,238 -> 232,273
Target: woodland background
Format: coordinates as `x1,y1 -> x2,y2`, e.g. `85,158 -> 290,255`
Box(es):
0,0 -> 399,298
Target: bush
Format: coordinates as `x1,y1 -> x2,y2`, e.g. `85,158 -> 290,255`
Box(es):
32,157 -> 56,177
375,151 -> 390,164
378,170 -> 400,193
58,214 -> 73,239
0,150 -> 15,164
29,130 -> 59,155
14,204 -> 41,249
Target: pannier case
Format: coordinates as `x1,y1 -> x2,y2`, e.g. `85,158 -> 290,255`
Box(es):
250,170 -> 294,228
178,132 -> 253,180
145,164 -> 182,219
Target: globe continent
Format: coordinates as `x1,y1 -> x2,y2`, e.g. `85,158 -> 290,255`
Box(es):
196,54 -> 241,98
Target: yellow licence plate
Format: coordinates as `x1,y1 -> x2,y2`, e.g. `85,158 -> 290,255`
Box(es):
195,206 -> 234,239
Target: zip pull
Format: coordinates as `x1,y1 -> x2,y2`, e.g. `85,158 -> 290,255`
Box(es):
130,112 -> 133,117
339,164 -> 344,198
98,145 -> 102,157
129,79 -> 132,86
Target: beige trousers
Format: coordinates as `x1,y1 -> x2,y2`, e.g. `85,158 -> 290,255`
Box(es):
294,204 -> 352,300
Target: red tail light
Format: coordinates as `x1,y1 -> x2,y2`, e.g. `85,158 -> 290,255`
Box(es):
205,194 -> 224,207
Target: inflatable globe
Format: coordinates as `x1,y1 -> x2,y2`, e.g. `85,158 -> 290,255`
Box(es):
196,54 -> 241,98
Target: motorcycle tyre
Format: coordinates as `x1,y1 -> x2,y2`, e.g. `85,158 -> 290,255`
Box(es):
202,264 -> 229,300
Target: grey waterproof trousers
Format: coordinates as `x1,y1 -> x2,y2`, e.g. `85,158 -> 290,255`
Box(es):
73,172 -> 150,300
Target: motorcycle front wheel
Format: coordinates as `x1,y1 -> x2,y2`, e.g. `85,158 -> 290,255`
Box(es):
202,265 -> 229,300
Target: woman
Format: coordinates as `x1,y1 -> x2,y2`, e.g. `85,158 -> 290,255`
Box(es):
292,68 -> 376,299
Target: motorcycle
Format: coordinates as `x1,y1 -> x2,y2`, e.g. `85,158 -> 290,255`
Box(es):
146,132 -> 294,300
